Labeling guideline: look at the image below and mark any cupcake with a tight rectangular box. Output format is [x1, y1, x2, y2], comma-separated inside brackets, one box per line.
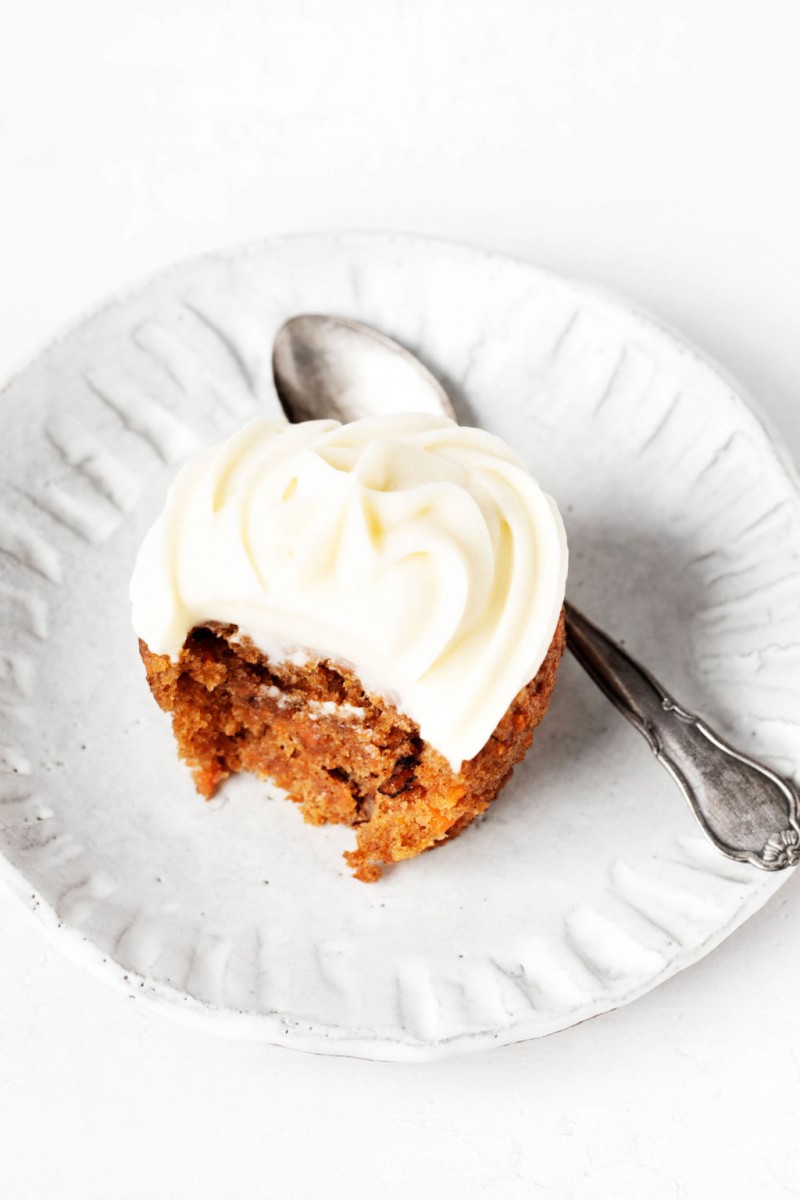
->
[131, 413, 568, 880]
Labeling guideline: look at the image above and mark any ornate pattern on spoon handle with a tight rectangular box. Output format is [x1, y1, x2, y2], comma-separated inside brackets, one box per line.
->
[564, 602, 800, 871]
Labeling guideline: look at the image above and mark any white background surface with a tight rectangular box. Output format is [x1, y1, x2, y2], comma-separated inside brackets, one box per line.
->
[2, 2, 800, 1198]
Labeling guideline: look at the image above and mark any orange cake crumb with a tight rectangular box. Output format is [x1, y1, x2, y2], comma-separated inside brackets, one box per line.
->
[140, 609, 566, 881]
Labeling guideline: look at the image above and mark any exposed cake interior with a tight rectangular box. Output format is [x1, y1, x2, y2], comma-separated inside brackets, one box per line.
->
[140, 610, 565, 881]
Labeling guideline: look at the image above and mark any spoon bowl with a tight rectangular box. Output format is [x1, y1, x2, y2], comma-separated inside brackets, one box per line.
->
[272, 314, 455, 425]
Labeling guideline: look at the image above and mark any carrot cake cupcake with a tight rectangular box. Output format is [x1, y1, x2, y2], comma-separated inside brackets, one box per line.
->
[130, 413, 568, 880]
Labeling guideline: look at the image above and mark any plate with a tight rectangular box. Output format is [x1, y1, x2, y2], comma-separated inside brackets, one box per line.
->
[2, 232, 799, 1060]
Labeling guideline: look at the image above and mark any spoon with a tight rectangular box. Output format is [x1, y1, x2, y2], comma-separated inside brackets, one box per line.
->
[273, 313, 800, 871]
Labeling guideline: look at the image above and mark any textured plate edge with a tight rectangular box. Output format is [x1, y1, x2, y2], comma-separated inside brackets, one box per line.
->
[0, 836, 787, 1061]
[4, 227, 799, 505]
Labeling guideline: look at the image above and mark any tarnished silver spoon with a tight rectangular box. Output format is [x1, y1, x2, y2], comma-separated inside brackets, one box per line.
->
[273, 314, 800, 871]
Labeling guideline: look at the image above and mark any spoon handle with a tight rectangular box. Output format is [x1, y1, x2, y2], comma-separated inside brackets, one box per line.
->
[563, 601, 800, 870]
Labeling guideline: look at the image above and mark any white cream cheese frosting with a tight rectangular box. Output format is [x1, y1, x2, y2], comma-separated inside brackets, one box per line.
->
[130, 413, 568, 769]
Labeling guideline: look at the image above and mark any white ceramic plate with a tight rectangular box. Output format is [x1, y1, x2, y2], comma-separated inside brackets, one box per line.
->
[2, 233, 799, 1060]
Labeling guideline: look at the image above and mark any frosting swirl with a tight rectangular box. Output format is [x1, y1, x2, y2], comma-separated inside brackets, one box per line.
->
[131, 413, 568, 768]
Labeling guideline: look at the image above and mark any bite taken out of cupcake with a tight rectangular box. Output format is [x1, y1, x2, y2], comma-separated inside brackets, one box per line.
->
[131, 412, 568, 880]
